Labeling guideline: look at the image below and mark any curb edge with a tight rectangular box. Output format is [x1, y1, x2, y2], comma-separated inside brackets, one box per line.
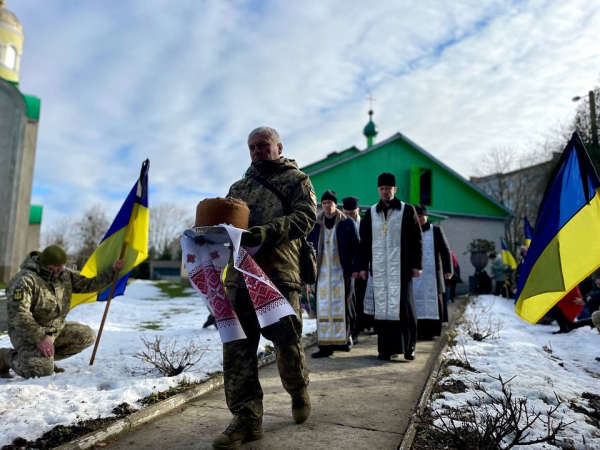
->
[54, 335, 318, 450]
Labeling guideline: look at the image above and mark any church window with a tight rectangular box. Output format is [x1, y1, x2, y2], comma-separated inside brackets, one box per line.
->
[410, 165, 433, 206]
[420, 169, 432, 206]
[5, 45, 17, 70]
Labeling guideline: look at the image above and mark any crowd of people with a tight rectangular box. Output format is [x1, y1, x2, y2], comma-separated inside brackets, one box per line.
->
[6, 125, 598, 450]
[0, 126, 459, 450]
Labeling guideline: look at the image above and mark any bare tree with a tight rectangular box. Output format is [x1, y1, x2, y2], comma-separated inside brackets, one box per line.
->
[41, 216, 76, 254]
[472, 145, 517, 179]
[74, 205, 110, 268]
[149, 203, 193, 260]
[470, 146, 555, 252]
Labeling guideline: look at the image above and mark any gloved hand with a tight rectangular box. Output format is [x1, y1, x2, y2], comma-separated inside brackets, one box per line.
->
[241, 226, 267, 247]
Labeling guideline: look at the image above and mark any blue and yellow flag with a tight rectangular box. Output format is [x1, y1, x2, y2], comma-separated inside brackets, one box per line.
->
[71, 160, 150, 308]
[523, 217, 533, 247]
[501, 238, 517, 269]
[515, 133, 600, 323]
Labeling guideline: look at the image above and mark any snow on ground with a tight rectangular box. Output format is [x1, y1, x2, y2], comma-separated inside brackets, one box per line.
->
[434, 295, 600, 450]
[0, 281, 317, 447]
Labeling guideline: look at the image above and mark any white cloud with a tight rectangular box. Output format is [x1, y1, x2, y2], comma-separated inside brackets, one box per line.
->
[9, 0, 600, 230]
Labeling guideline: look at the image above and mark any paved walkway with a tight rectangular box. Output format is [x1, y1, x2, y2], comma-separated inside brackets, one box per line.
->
[104, 301, 461, 450]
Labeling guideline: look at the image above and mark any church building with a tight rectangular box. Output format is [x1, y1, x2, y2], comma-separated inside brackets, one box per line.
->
[302, 109, 514, 287]
[0, 0, 43, 283]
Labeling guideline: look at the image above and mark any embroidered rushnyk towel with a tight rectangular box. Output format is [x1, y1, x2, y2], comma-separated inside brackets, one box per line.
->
[180, 224, 295, 343]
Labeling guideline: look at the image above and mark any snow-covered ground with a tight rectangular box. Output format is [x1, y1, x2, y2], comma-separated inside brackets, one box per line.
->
[0, 281, 317, 447]
[433, 295, 600, 450]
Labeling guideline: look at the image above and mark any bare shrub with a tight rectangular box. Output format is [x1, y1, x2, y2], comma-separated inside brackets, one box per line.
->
[447, 337, 476, 372]
[132, 335, 208, 377]
[424, 375, 571, 450]
[462, 301, 503, 341]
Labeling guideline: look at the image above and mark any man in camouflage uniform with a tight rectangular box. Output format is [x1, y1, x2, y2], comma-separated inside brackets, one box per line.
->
[0, 245, 125, 379]
[212, 126, 317, 449]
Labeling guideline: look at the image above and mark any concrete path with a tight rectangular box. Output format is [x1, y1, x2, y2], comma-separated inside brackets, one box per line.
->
[104, 303, 458, 450]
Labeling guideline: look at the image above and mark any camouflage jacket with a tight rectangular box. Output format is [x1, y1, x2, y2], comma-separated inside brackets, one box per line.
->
[226, 157, 317, 290]
[6, 252, 116, 348]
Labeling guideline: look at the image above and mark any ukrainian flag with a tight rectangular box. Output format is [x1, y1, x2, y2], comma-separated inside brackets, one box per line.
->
[524, 217, 533, 247]
[515, 133, 600, 323]
[71, 160, 150, 308]
[501, 238, 517, 269]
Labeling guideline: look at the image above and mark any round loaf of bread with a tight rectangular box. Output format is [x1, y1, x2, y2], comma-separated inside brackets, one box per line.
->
[195, 197, 250, 229]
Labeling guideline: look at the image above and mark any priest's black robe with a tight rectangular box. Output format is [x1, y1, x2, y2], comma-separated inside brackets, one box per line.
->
[359, 199, 423, 358]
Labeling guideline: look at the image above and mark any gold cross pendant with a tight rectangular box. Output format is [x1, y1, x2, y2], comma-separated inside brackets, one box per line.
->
[382, 225, 388, 236]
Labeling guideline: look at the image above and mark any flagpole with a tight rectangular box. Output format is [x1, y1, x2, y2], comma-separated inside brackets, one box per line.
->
[89, 159, 148, 366]
[89, 241, 129, 365]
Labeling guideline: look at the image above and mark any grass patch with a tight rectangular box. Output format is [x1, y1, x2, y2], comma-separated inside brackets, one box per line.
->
[2, 417, 119, 450]
[140, 322, 163, 330]
[155, 281, 194, 299]
[0, 282, 6, 290]
[139, 377, 199, 405]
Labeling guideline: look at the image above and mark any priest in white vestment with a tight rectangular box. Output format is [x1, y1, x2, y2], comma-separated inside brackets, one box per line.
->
[412, 205, 453, 340]
[359, 173, 423, 361]
[308, 190, 360, 358]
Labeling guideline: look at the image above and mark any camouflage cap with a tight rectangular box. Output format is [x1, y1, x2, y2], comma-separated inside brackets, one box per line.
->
[40, 245, 67, 266]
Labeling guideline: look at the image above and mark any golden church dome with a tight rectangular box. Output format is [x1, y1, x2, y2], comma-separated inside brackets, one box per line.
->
[0, 0, 23, 34]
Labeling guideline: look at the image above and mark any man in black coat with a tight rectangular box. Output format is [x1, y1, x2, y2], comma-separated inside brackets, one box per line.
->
[307, 190, 360, 358]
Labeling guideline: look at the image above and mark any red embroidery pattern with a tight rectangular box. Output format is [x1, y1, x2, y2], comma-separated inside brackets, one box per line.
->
[186, 254, 196, 264]
[237, 249, 285, 311]
[210, 251, 220, 260]
[189, 261, 236, 323]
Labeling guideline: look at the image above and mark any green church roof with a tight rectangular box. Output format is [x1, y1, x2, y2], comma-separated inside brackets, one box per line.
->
[22, 94, 41, 121]
[363, 120, 379, 137]
[302, 146, 361, 174]
[363, 110, 379, 138]
[302, 132, 513, 220]
[29, 204, 43, 224]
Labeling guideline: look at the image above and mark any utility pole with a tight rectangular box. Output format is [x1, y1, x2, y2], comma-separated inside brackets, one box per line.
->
[589, 90, 598, 147]
[573, 90, 599, 171]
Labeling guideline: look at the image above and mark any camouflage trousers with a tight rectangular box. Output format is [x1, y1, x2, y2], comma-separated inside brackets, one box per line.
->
[4, 321, 95, 379]
[223, 286, 308, 426]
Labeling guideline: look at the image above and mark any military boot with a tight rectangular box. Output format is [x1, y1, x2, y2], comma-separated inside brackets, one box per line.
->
[0, 348, 12, 378]
[291, 387, 311, 424]
[212, 416, 263, 450]
[54, 365, 65, 373]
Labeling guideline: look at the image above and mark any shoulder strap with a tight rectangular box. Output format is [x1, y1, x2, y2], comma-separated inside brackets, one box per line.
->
[250, 174, 310, 246]
[250, 175, 290, 214]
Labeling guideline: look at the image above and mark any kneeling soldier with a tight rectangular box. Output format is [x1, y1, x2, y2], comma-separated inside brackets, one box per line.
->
[0, 245, 124, 379]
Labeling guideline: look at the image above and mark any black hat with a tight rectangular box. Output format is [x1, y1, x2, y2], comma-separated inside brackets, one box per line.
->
[415, 204, 428, 216]
[321, 190, 337, 203]
[342, 196, 359, 210]
[377, 172, 396, 187]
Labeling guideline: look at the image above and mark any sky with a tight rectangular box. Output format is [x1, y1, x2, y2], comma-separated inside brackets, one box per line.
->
[8, 0, 600, 229]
